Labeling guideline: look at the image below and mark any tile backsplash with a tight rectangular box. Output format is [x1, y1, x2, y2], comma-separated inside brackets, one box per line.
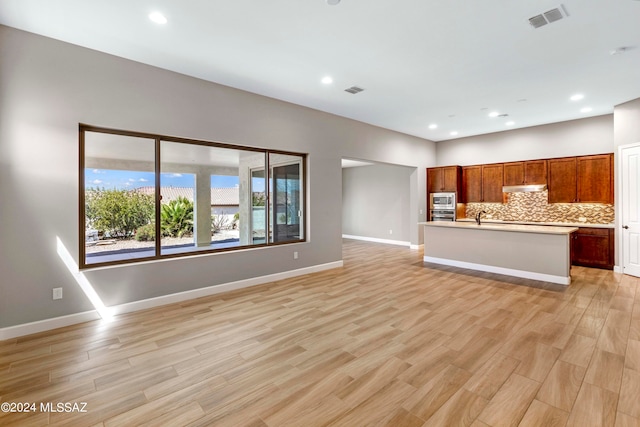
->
[465, 190, 614, 224]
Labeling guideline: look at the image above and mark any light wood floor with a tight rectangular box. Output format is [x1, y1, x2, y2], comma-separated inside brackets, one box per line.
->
[1, 239, 639, 426]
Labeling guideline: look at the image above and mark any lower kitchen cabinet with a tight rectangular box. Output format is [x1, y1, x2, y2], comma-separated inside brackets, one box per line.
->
[571, 227, 614, 270]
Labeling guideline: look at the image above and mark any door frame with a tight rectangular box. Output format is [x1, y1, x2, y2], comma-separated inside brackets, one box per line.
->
[617, 141, 640, 276]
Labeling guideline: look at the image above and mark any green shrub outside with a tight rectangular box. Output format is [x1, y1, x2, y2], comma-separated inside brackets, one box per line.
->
[87, 190, 197, 240]
[85, 188, 154, 239]
[160, 196, 194, 238]
[135, 223, 156, 241]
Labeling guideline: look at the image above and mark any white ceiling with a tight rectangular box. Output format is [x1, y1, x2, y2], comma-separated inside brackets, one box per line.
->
[1, 0, 639, 142]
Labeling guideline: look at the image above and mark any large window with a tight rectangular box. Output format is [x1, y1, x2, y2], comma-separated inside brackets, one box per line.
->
[80, 125, 306, 268]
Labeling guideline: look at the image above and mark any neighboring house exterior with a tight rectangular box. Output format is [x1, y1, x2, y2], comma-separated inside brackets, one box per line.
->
[136, 186, 240, 221]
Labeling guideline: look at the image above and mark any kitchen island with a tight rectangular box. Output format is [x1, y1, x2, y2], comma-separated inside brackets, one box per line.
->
[420, 221, 578, 285]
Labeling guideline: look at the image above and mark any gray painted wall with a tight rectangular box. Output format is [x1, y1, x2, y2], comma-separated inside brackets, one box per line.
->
[613, 97, 640, 268]
[614, 98, 640, 149]
[436, 115, 614, 166]
[342, 164, 415, 242]
[0, 25, 436, 328]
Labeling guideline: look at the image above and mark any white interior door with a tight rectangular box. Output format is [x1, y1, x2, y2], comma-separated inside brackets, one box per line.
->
[621, 143, 640, 277]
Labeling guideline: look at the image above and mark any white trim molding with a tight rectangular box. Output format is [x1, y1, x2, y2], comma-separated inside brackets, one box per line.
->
[0, 311, 102, 342]
[0, 261, 343, 341]
[342, 234, 411, 247]
[424, 255, 571, 286]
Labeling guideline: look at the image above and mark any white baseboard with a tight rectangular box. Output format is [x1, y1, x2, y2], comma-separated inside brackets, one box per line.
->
[614, 265, 623, 274]
[0, 261, 343, 341]
[423, 255, 571, 286]
[0, 311, 101, 341]
[410, 244, 423, 250]
[342, 234, 411, 247]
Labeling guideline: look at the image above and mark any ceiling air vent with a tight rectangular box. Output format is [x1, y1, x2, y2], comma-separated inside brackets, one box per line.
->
[345, 86, 364, 94]
[529, 14, 548, 29]
[528, 4, 569, 29]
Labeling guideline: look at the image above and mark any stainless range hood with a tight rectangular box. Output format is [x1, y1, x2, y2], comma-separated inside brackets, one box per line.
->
[502, 184, 547, 193]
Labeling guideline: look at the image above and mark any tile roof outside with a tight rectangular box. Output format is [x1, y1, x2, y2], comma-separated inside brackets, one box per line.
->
[135, 187, 239, 206]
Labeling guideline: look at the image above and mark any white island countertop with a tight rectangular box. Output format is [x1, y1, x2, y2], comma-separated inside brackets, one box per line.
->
[455, 218, 613, 229]
[419, 221, 578, 235]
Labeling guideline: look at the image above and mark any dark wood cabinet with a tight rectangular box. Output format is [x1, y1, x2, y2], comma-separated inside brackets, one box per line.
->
[461, 164, 503, 203]
[462, 166, 482, 202]
[503, 162, 524, 186]
[503, 160, 547, 186]
[458, 153, 612, 207]
[571, 227, 614, 270]
[548, 154, 613, 204]
[427, 168, 442, 194]
[548, 157, 578, 203]
[442, 166, 460, 193]
[577, 154, 613, 204]
[427, 166, 461, 194]
[482, 164, 504, 203]
[526, 160, 547, 185]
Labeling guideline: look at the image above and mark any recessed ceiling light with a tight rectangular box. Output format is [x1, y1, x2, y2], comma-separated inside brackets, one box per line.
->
[428, 124, 438, 129]
[450, 131, 458, 136]
[488, 111, 500, 118]
[570, 94, 584, 101]
[580, 107, 592, 113]
[321, 76, 333, 85]
[506, 121, 515, 126]
[149, 11, 167, 24]
[517, 99, 528, 103]
[327, 0, 341, 4]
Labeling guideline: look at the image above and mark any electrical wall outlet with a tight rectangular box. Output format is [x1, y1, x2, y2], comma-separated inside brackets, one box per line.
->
[293, 251, 299, 260]
[53, 287, 63, 300]
[389, 229, 393, 235]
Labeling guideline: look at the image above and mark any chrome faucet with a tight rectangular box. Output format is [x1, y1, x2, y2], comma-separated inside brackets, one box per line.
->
[475, 210, 487, 225]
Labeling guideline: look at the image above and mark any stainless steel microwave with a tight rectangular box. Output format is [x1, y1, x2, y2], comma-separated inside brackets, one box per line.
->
[430, 192, 456, 210]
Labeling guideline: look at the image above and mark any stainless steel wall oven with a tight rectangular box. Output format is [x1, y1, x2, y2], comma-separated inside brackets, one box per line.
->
[429, 192, 456, 221]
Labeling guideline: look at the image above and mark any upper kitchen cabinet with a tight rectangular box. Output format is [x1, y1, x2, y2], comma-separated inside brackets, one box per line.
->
[462, 164, 503, 203]
[462, 166, 482, 202]
[503, 160, 547, 186]
[577, 154, 613, 204]
[427, 166, 461, 194]
[482, 164, 504, 203]
[548, 157, 577, 203]
[548, 154, 613, 204]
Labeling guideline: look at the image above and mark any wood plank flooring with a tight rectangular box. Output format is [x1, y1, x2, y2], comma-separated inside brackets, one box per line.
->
[1, 239, 639, 426]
